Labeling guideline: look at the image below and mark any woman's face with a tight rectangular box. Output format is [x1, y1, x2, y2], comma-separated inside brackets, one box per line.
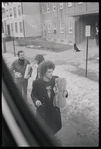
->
[44, 69, 54, 80]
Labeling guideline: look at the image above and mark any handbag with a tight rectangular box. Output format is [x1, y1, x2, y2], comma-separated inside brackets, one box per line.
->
[53, 78, 67, 108]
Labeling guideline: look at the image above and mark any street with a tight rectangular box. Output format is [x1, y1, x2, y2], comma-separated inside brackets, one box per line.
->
[2, 40, 99, 147]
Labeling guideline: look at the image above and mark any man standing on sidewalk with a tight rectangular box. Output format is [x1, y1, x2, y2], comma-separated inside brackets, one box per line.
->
[10, 50, 32, 99]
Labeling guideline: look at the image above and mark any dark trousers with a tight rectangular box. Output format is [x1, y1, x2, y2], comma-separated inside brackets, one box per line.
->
[15, 79, 28, 99]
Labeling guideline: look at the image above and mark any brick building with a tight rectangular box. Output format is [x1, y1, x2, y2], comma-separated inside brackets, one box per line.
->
[2, 2, 99, 45]
[40, 2, 99, 45]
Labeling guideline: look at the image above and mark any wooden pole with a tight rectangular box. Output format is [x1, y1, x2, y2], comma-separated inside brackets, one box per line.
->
[13, 36, 16, 56]
[85, 36, 88, 77]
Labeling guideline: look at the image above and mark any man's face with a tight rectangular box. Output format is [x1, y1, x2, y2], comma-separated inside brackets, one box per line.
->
[44, 69, 54, 80]
[18, 52, 25, 60]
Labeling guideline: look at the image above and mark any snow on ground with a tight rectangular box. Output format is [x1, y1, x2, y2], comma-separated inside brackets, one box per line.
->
[2, 42, 99, 146]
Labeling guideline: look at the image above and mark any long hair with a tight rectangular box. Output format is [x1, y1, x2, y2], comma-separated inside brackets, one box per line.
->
[38, 60, 55, 77]
[34, 54, 45, 65]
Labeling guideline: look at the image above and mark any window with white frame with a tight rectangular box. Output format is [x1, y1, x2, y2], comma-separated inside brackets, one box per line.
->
[69, 21, 72, 33]
[48, 23, 51, 33]
[42, 5, 44, 14]
[18, 5, 21, 16]
[68, 2, 72, 7]
[13, 7, 16, 18]
[60, 3, 63, 9]
[9, 8, 12, 17]
[53, 3, 56, 11]
[53, 22, 56, 34]
[19, 22, 23, 33]
[78, 2, 83, 4]
[47, 3, 50, 13]
[11, 23, 13, 32]
[15, 23, 18, 33]
[60, 22, 64, 33]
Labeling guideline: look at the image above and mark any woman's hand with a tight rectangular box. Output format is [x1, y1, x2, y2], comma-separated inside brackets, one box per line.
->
[63, 90, 68, 98]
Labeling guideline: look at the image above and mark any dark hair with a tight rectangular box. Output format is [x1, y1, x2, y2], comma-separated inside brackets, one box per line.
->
[38, 60, 55, 77]
[17, 50, 24, 56]
[34, 54, 45, 65]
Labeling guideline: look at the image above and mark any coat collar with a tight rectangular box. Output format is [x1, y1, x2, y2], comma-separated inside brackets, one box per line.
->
[18, 59, 26, 66]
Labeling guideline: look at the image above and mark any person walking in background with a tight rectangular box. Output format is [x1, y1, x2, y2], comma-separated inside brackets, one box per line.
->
[31, 54, 45, 80]
[10, 50, 32, 99]
[31, 60, 68, 138]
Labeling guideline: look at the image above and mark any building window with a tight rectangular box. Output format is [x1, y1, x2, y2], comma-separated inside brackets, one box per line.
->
[15, 23, 18, 33]
[68, 3, 72, 7]
[13, 7, 16, 18]
[42, 5, 44, 14]
[53, 3, 56, 11]
[48, 23, 51, 33]
[78, 2, 83, 4]
[9, 8, 12, 17]
[11, 23, 13, 32]
[53, 22, 57, 34]
[19, 22, 23, 33]
[47, 3, 50, 13]
[69, 21, 72, 33]
[60, 3, 63, 9]
[60, 22, 64, 33]
[18, 5, 21, 16]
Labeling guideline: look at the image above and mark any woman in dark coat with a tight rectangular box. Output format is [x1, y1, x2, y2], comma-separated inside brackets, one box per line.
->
[31, 60, 62, 135]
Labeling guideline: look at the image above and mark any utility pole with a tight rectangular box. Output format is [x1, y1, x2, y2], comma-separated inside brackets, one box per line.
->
[85, 36, 88, 77]
[13, 34, 16, 56]
[2, 34, 6, 53]
[85, 25, 90, 77]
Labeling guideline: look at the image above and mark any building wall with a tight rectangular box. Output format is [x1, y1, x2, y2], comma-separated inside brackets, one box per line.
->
[3, 2, 42, 38]
[41, 3, 75, 45]
[3, 2, 99, 45]
[74, 2, 86, 14]
[22, 2, 41, 37]
[3, 2, 23, 37]
[2, 8, 6, 34]
[86, 2, 99, 13]
[40, 2, 99, 45]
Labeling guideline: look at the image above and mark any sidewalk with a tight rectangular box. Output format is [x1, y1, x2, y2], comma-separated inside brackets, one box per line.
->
[2, 52, 99, 146]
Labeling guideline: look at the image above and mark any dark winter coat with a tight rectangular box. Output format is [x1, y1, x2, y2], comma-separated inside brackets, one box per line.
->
[31, 76, 62, 134]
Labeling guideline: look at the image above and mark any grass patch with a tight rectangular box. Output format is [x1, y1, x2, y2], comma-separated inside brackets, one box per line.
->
[16, 37, 73, 52]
